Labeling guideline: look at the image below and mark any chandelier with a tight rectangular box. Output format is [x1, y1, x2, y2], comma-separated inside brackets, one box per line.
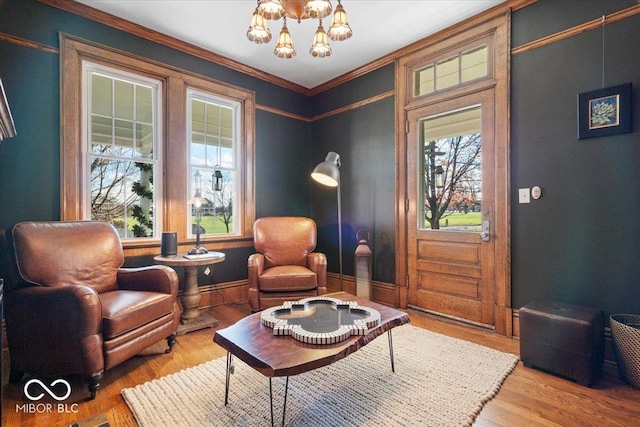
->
[246, 0, 353, 58]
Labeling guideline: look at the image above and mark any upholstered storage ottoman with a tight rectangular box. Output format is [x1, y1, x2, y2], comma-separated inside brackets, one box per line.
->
[520, 300, 604, 386]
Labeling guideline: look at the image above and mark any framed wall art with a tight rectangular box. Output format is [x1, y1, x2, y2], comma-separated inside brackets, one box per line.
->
[577, 82, 632, 139]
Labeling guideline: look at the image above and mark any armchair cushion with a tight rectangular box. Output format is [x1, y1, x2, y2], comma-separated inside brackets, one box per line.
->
[258, 265, 318, 292]
[100, 290, 175, 339]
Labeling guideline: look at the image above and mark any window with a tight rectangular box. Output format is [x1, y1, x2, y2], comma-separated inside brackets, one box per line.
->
[61, 35, 255, 253]
[83, 63, 162, 239]
[187, 90, 240, 237]
[414, 44, 488, 97]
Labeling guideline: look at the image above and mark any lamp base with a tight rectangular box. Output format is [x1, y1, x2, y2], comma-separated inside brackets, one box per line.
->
[188, 246, 209, 255]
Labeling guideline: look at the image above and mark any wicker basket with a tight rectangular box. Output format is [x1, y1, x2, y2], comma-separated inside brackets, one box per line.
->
[610, 314, 640, 389]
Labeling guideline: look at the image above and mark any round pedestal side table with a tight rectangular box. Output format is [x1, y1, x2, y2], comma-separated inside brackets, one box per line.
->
[154, 252, 225, 335]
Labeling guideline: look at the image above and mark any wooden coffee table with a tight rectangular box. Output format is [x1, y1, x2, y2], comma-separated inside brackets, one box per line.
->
[213, 291, 410, 426]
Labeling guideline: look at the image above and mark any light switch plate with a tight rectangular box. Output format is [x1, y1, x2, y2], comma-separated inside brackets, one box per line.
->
[519, 188, 530, 203]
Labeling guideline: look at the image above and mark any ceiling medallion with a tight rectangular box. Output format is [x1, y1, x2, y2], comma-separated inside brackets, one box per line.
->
[246, 0, 353, 58]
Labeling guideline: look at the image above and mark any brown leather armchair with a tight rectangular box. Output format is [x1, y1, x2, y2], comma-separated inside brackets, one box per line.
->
[248, 217, 327, 311]
[1, 221, 180, 399]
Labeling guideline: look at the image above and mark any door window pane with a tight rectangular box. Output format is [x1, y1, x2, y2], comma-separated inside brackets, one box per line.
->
[419, 106, 482, 231]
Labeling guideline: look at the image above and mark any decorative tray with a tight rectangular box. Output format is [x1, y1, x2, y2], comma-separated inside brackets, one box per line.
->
[260, 296, 381, 344]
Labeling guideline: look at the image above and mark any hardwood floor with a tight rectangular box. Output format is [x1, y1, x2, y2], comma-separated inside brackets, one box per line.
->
[2, 302, 639, 426]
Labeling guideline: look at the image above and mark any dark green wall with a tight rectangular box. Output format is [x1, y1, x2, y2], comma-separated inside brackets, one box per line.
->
[0, 0, 310, 282]
[1, 0, 639, 319]
[310, 87, 396, 277]
[511, 0, 640, 316]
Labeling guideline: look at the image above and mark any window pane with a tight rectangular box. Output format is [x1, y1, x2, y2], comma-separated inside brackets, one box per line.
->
[192, 100, 205, 133]
[220, 143, 234, 169]
[114, 79, 134, 120]
[419, 106, 482, 231]
[91, 115, 112, 150]
[191, 133, 206, 166]
[114, 119, 134, 155]
[136, 123, 153, 158]
[435, 56, 459, 90]
[136, 85, 153, 123]
[205, 103, 221, 135]
[91, 74, 112, 116]
[414, 65, 435, 97]
[191, 167, 235, 236]
[206, 135, 220, 165]
[90, 158, 155, 239]
[461, 45, 488, 82]
[220, 106, 234, 139]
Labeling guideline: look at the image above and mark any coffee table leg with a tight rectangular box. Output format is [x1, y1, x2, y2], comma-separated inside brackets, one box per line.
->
[224, 352, 234, 405]
[282, 376, 289, 427]
[269, 376, 289, 427]
[388, 330, 396, 373]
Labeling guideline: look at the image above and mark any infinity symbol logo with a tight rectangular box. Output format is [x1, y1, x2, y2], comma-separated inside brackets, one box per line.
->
[24, 379, 72, 401]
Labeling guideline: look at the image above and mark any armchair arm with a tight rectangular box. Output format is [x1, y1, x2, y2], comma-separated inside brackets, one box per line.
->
[4, 285, 104, 377]
[248, 253, 265, 288]
[5, 285, 102, 337]
[117, 266, 178, 296]
[307, 252, 327, 288]
[248, 253, 265, 311]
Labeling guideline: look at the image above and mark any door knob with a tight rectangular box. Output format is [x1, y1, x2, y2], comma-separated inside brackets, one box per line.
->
[480, 220, 490, 242]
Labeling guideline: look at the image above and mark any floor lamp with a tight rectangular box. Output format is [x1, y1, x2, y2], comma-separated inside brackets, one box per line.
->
[311, 152, 343, 291]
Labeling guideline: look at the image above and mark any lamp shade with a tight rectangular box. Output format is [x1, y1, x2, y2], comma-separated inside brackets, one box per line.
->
[309, 22, 332, 58]
[274, 19, 296, 58]
[311, 151, 340, 187]
[247, 9, 272, 44]
[328, 1, 352, 41]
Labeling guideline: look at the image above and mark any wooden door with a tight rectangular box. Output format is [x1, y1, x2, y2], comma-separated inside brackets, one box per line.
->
[406, 89, 497, 328]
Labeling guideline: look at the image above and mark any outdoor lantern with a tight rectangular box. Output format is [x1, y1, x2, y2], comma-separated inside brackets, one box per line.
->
[435, 165, 445, 189]
[213, 169, 223, 191]
[354, 229, 372, 299]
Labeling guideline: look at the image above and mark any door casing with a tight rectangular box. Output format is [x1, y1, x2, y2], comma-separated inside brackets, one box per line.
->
[395, 11, 511, 335]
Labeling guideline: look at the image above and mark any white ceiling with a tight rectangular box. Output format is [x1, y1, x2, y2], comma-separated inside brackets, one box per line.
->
[75, 0, 506, 89]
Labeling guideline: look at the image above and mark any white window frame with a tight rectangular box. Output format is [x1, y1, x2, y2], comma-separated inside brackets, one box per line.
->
[82, 61, 163, 240]
[186, 88, 241, 238]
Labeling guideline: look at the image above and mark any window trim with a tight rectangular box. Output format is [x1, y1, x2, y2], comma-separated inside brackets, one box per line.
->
[61, 34, 255, 254]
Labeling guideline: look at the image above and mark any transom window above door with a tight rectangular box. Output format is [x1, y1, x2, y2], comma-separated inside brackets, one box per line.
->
[412, 43, 490, 98]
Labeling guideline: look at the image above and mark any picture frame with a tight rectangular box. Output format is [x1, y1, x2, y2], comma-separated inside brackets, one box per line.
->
[577, 82, 632, 139]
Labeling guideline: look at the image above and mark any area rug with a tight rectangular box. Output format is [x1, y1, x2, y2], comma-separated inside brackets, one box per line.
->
[122, 324, 518, 427]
